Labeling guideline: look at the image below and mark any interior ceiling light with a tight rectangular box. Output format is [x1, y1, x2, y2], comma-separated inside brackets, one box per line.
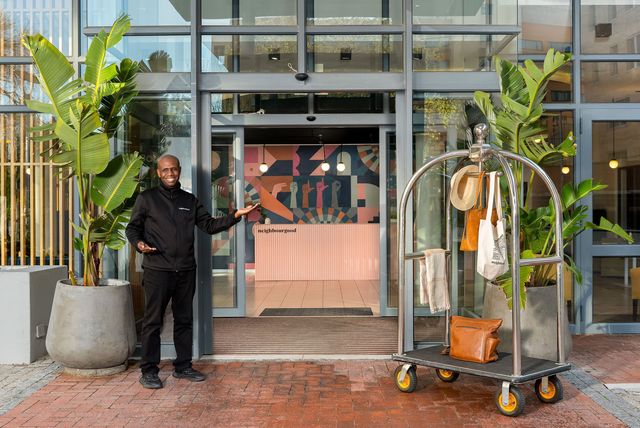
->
[609, 120, 618, 169]
[319, 134, 330, 172]
[336, 143, 346, 172]
[259, 144, 269, 173]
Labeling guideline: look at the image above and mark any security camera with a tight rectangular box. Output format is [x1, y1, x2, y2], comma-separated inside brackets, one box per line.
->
[306, 115, 316, 122]
[295, 72, 309, 81]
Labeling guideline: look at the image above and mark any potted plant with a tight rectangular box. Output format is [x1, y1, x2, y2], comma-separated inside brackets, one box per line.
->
[23, 15, 142, 375]
[473, 49, 633, 360]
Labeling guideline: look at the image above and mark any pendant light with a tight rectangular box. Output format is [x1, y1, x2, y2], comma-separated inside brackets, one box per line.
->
[561, 166, 570, 175]
[259, 143, 269, 173]
[609, 121, 618, 169]
[319, 134, 330, 172]
[336, 143, 346, 172]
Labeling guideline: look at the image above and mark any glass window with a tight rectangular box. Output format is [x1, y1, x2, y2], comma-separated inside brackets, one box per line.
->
[212, 93, 234, 113]
[592, 120, 640, 245]
[593, 256, 639, 323]
[314, 93, 384, 113]
[239, 93, 308, 114]
[211, 134, 237, 309]
[581, 62, 640, 103]
[202, 35, 298, 73]
[519, 0, 572, 54]
[413, 35, 517, 71]
[307, 0, 402, 25]
[581, 1, 640, 54]
[0, 0, 72, 56]
[519, 61, 573, 102]
[0, 65, 48, 105]
[413, 0, 517, 25]
[83, 0, 190, 26]
[202, 0, 296, 25]
[412, 93, 489, 320]
[90, 36, 191, 72]
[116, 94, 192, 190]
[306, 35, 403, 72]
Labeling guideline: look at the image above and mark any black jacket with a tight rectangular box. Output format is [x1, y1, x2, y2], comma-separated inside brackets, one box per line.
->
[125, 182, 241, 271]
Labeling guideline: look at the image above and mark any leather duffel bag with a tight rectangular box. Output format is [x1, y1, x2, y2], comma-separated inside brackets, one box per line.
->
[449, 316, 502, 363]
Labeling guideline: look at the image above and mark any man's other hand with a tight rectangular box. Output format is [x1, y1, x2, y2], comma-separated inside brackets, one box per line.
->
[137, 241, 158, 253]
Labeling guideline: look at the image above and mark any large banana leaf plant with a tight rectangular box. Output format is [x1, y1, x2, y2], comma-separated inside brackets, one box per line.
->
[23, 15, 142, 286]
[474, 49, 633, 309]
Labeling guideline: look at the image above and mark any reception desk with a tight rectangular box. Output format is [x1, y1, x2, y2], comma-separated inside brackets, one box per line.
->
[254, 224, 380, 281]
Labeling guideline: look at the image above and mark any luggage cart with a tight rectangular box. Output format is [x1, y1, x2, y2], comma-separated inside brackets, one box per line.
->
[392, 124, 571, 417]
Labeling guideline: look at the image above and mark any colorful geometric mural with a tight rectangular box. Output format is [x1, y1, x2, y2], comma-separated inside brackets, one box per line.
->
[244, 145, 380, 225]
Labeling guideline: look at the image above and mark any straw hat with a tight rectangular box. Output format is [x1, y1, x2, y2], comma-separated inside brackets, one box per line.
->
[450, 165, 481, 211]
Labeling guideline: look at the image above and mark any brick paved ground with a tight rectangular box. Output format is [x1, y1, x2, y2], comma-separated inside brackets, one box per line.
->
[0, 356, 630, 427]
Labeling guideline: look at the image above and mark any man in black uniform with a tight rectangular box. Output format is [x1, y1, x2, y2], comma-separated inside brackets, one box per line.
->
[126, 154, 259, 389]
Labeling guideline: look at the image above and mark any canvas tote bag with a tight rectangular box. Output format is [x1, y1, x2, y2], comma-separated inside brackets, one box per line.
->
[476, 171, 508, 280]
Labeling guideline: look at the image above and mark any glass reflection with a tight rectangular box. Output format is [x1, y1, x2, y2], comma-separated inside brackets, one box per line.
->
[239, 93, 308, 114]
[519, 0, 572, 54]
[593, 257, 640, 323]
[413, 0, 517, 25]
[84, 0, 190, 26]
[592, 121, 640, 245]
[202, 0, 296, 25]
[0, 0, 72, 55]
[0, 65, 47, 105]
[307, 0, 402, 25]
[91, 35, 191, 72]
[581, 1, 640, 54]
[413, 35, 517, 71]
[202, 35, 297, 73]
[307, 35, 403, 73]
[581, 62, 640, 103]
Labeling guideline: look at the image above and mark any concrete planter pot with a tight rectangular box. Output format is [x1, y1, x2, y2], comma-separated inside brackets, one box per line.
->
[483, 282, 572, 361]
[46, 279, 136, 376]
[0, 266, 66, 364]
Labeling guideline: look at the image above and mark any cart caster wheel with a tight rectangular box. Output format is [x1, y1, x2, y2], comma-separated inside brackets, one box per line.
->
[495, 385, 525, 417]
[394, 365, 417, 393]
[435, 368, 459, 383]
[535, 376, 563, 404]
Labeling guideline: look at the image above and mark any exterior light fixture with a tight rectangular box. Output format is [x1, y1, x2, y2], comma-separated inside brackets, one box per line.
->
[259, 144, 269, 173]
[336, 143, 346, 172]
[609, 121, 618, 169]
[319, 134, 330, 172]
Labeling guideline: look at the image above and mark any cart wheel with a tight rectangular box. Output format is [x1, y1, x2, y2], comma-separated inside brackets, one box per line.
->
[534, 376, 563, 404]
[394, 365, 417, 393]
[435, 368, 459, 383]
[495, 385, 525, 417]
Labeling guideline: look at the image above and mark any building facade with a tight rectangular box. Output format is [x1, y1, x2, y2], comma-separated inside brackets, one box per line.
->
[1, 0, 640, 356]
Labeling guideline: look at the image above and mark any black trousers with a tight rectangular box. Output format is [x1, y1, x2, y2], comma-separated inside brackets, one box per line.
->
[140, 268, 196, 374]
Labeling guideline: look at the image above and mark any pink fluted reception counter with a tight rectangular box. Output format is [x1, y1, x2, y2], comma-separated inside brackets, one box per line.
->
[254, 224, 380, 281]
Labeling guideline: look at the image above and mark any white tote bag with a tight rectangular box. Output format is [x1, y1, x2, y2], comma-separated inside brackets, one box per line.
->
[477, 171, 508, 280]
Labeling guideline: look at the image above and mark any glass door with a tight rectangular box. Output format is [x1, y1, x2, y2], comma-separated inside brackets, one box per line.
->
[381, 126, 397, 315]
[581, 110, 640, 333]
[211, 128, 245, 317]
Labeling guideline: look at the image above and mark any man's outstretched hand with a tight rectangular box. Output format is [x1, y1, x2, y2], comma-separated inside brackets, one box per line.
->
[235, 203, 261, 218]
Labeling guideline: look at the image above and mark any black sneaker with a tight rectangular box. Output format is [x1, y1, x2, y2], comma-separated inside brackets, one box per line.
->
[139, 372, 163, 389]
[173, 367, 206, 382]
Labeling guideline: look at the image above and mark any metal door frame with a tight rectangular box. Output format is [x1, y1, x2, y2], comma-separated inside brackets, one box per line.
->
[210, 127, 246, 318]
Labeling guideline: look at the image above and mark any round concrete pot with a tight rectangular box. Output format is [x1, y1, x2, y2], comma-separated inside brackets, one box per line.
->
[482, 282, 572, 361]
[46, 279, 136, 376]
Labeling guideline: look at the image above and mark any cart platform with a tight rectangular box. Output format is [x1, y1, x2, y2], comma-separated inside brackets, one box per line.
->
[393, 346, 571, 384]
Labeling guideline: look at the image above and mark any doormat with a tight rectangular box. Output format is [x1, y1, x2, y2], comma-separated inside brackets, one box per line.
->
[260, 307, 373, 317]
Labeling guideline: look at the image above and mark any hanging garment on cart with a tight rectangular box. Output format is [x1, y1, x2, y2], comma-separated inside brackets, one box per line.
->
[419, 248, 450, 313]
[477, 172, 508, 280]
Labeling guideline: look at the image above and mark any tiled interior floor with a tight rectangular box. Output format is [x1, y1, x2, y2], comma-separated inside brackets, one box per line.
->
[212, 270, 380, 317]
